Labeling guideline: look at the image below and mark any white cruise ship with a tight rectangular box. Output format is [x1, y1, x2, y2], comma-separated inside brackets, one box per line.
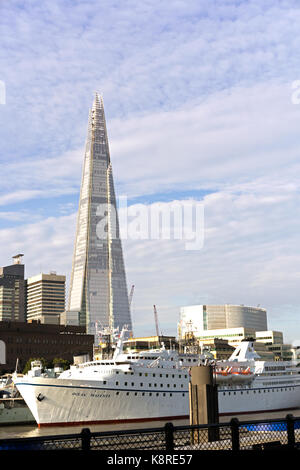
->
[13, 332, 300, 427]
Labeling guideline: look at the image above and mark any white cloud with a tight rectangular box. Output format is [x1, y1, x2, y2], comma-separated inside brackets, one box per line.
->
[2, 81, 300, 207]
[1, 183, 300, 343]
[1, 0, 300, 345]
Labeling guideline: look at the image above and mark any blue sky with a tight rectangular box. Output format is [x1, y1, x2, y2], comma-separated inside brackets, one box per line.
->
[1, 0, 300, 342]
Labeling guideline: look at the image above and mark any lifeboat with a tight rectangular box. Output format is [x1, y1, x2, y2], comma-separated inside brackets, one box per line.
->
[230, 367, 254, 383]
[214, 367, 232, 383]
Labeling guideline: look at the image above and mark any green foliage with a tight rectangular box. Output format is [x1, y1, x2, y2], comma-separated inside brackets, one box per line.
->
[22, 357, 71, 374]
[22, 357, 48, 375]
[52, 358, 71, 370]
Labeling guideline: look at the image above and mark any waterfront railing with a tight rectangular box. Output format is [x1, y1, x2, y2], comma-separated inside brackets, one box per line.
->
[0, 414, 299, 451]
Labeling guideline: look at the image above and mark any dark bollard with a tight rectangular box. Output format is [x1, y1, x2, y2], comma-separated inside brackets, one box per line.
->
[81, 428, 91, 451]
[286, 414, 295, 448]
[165, 422, 174, 452]
[230, 417, 240, 451]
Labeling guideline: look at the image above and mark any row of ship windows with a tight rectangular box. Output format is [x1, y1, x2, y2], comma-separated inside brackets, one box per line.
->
[86, 369, 188, 379]
[100, 380, 185, 388]
[126, 356, 199, 363]
[115, 392, 186, 397]
[222, 387, 295, 396]
[117, 371, 188, 379]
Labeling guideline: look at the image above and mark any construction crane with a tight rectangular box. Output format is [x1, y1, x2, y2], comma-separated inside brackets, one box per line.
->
[153, 305, 160, 338]
[129, 285, 135, 307]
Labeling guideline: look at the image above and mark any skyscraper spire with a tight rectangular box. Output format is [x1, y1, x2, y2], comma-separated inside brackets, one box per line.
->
[67, 94, 132, 339]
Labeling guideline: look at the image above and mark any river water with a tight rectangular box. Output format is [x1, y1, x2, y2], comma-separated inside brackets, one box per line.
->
[1, 408, 300, 440]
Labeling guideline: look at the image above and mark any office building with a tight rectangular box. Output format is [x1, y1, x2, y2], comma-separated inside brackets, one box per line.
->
[0, 254, 25, 322]
[178, 304, 267, 339]
[26, 272, 65, 324]
[0, 321, 93, 373]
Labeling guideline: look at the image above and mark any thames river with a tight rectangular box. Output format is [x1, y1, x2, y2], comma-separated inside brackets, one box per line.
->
[1, 408, 300, 440]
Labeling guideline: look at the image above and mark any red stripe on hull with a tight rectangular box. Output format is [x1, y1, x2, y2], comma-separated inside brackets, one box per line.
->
[38, 415, 189, 428]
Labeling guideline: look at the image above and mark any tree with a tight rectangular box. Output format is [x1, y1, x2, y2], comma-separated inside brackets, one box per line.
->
[52, 358, 71, 370]
[22, 357, 48, 375]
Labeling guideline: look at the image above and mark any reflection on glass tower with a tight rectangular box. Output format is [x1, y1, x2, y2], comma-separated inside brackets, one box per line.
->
[68, 94, 132, 338]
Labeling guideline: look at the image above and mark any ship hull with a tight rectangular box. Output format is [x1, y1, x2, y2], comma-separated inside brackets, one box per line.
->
[14, 377, 300, 427]
[0, 400, 35, 426]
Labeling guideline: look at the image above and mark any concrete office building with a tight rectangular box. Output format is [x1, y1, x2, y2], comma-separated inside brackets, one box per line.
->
[255, 330, 295, 361]
[65, 94, 132, 338]
[26, 272, 65, 324]
[0, 255, 26, 322]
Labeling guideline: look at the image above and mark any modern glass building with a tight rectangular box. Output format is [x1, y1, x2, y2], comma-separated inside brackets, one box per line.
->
[178, 304, 268, 339]
[66, 94, 132, 338]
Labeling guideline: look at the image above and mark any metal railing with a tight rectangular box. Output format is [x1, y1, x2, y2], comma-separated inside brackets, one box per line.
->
[0, 414, 299, 451]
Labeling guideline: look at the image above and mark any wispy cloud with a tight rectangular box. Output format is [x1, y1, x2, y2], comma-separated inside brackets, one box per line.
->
[1, 0, 300, 341]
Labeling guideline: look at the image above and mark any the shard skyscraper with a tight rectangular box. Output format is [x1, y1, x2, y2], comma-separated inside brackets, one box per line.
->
[67, 94, 132, 338]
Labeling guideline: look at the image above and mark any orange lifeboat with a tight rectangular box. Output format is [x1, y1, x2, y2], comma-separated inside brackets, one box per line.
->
[231, 367, 254, 383]
[215, 367, 232, 383]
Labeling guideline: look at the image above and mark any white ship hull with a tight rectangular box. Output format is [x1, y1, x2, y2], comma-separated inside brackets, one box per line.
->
[14, 376, 300, 427]
[15, 377, 189, 426]
[13, 337, 300, 427]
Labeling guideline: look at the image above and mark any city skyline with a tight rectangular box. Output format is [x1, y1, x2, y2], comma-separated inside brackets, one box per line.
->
[1, 1, 300, 343]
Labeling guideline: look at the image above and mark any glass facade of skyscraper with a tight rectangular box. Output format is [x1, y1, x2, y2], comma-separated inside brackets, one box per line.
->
[68, 94, 132, 338]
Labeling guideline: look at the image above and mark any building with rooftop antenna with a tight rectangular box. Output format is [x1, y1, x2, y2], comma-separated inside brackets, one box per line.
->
[63, 94, 132, 339]
[0, 255, 25, 322]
